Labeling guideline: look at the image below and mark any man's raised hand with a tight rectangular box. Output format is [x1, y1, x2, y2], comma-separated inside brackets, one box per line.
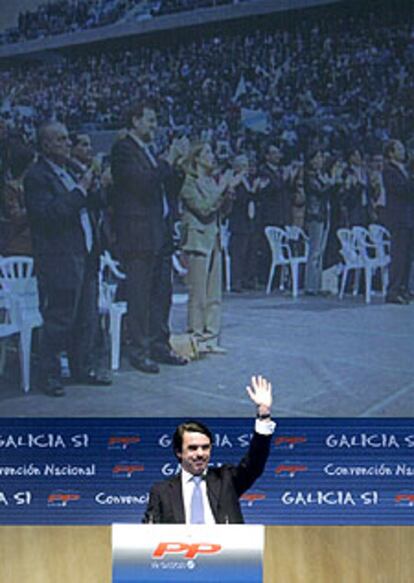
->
[246, 375, 272, 417]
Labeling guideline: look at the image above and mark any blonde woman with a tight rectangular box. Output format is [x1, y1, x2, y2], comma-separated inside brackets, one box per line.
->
[180, 142, 240, 354]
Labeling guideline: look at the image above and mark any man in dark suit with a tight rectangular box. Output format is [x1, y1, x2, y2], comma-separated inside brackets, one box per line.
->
[24, 121, 109, 396]
[111, 100, 188, 373]
[228, 155, 260, 293]
[258, 144, 292, 284]
[383, 140, 414, 305]
[259, 144, 292, 229]
[143, 375, 275, 524]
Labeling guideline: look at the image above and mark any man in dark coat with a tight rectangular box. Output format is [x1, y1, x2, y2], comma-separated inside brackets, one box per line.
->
[228, 155, 259, 292]
[383, 140, 414, 304]
[110, 100, 187, 373]
[24, 121, 108, 396]
[143, 375, 275, 524]
[257, 144, 292, 284]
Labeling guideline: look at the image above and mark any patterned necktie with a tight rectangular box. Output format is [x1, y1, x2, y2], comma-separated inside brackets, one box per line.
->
[190, 476, 205, 524]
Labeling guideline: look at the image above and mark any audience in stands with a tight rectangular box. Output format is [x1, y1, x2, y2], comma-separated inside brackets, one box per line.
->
[1, 0, 243, 45]
[0, 0, 412, 159]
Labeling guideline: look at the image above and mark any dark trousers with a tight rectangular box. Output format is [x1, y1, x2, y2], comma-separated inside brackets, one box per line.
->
[258, 222, 285, 286]
[387, 226, 413, 297]
[38, 254, 99, 380]
[230, 230, 257, 289]
[124, 250, 172, 359]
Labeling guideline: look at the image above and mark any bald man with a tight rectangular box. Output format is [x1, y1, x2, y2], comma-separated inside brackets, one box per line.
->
[24, 121, 109, 396]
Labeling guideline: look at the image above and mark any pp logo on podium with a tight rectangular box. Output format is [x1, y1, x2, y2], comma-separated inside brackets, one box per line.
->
[152, 542, 222, 559]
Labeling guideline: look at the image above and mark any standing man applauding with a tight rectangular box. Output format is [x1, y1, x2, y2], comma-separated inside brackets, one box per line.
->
[111, 100, 188, 373]
[24, 122, 108, 396]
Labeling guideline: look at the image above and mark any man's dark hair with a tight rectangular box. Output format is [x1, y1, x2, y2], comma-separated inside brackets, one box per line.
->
[383, 139, 400, 160]
[70, 132, 88, 148]
[173, 420, 213, 458]
[265, 142, 283, 155]
[125, 98, 157, 129]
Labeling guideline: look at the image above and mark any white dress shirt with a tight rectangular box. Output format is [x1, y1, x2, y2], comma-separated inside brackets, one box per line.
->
[128, 132, 169, 217]
[181, 468, 216, 525]
[180, 417, 275, 523]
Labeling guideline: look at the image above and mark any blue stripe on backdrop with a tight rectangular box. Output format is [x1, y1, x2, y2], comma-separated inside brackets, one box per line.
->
[0, 418, 413, 525]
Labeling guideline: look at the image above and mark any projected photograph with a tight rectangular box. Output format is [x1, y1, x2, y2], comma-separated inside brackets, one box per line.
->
[0, 0, 413, 417]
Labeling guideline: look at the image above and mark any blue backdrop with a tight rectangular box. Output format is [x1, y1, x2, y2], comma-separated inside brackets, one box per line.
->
[0, 418, 413, 524]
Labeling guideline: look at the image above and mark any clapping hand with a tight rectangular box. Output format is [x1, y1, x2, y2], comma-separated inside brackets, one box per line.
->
[218, 168, 234, 194]
[79, 166, 95, 192]
[246, 375, 272, 417]
[229, 170, 246, 190]
[169, 136, 190, 166]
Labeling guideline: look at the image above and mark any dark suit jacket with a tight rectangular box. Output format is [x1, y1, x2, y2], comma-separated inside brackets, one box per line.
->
[383, 161, 414, 229]
[24, 156, 94, 289]
[143, 431, 271, 524]
[259, 164, 292, 227]
[111, 135, 177, 256]
[304, 170, 330, 224]
[228, 181, 256, 235]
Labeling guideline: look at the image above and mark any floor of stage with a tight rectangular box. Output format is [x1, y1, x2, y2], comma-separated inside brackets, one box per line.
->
[1, 287, 413, 417]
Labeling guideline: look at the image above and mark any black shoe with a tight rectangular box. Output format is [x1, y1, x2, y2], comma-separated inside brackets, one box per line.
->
[385, 295, 409, 305]
[400, 292, 413, 303]
[44, 377, 65, 397]
[130, 355, 160, 374]
[152, 348, 188, 366]
[75, 368, 113, 386]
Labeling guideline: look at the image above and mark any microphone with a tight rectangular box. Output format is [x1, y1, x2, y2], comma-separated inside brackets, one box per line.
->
[142, 510, 156, 524]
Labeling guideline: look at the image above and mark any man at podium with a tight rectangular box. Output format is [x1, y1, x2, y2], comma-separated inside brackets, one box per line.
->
[143, 375, 275, 524]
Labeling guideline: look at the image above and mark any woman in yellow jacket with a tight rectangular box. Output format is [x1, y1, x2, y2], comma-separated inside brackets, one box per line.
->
[180, 142, 240, 354]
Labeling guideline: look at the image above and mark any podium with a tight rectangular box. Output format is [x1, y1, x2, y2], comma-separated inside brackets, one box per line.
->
[112, 524, 264, 582]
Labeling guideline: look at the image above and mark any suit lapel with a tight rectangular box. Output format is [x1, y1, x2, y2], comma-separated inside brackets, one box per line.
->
[169, 475, 185, 523]
[127, 134, 155, 170]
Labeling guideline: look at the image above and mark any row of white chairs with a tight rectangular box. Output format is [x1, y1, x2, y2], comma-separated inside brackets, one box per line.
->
[337, 224, 391, 304]
[260, 224, 391, 302]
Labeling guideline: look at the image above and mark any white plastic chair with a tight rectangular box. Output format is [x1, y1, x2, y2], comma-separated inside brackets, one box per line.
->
[265, 226, 308, 298]
[337, 228, 364, 301]
[220, 220, 232, 292]
[368, 223, 391, 270]
[99, 251, 127, 372]
[352, 226, 390, 301]
[0, 286, 18, 377]
[0, 256, 43, 392]
[285, 225, 310, 288]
